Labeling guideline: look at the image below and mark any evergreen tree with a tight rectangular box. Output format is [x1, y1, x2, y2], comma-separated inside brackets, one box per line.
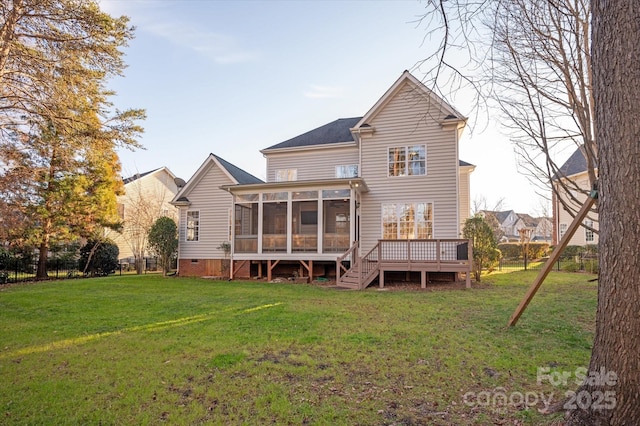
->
[148, 217, 178, 276]
[462, 215, 500, 282]
[0, 1, 144, 278]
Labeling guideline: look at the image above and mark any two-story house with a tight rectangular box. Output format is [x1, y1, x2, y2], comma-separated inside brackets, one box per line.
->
[552, 146, 599, 246]
[109, 167, 180, 270]
[171, 71, 474, 288]
[481, 210, 552, 243]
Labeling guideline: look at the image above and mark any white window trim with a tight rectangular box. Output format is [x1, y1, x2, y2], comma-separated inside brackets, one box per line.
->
[335, 164, 359, 179]
[387, 145, 427, 177]
[584, 219, 594, 242]
[381, 201, 434, 239]
[559, 223, 568, 240]
[186, 210, 200, 242]
[275, 169, 298, 182]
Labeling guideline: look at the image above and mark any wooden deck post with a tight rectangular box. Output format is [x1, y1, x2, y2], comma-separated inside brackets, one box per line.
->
[508, 194, 597, 326]
[421, 271, 427, 288]
[267, 260, 280, 282]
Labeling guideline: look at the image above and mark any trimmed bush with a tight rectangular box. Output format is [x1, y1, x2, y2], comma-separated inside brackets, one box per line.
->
[79, 239, 119, 277]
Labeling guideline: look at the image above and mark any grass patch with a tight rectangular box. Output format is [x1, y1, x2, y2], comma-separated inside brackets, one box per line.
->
[0, 271, 595, 424]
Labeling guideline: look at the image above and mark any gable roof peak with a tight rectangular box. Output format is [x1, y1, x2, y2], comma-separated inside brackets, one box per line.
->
[352, 70, 466, 131]
[171, 153, 263, 205]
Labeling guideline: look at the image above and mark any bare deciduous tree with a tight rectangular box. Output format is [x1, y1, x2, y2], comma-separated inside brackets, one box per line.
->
[419, 1, 639, 423]
[107, 173, 177, 274]
[416, 0, 597, 224]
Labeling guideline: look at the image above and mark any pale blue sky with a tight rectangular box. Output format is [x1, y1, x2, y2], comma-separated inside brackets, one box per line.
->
[100, 0, 550, 215]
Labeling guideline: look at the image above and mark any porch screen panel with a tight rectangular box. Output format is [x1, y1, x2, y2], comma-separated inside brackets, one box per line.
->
[322, 194, 350, 253]
[234, 202, 258, 253]
[292, 200, 318, 252]
[263, 202, 287, 252]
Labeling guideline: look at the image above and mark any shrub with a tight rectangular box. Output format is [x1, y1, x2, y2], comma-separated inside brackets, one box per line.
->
[584, 259, 599, 274]
[0, 248, 9, 271]
[562, 262, 582, 272]
[497, 242, 550, 260]
[463, 216, 500, 282]
[79, 239, 119, 277]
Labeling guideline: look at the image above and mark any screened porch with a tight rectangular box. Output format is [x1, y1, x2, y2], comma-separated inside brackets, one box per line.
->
[231, 185, 362, 257]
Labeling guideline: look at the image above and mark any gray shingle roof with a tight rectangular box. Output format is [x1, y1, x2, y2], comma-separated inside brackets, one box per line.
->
[494, 210, 513, 224]
[212, 154, 263, 184]
[123, 168, 160, 185]
[554, 146, 587, 179]
[459, 160, 474, 167]
[264, 117, 362, 150]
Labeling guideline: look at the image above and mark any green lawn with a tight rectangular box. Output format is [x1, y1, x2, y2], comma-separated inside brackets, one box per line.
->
[0, 271, 596, 425]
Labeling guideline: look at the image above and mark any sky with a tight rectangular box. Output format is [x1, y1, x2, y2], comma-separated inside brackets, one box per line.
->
[99, 0, 557, 216]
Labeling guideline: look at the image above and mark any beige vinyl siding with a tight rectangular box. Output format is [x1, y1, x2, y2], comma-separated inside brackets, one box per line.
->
[265, 145, 359, 182]
[458, 166, 472, 231]
[111, 169, 179, 260]
[178, 163, 235, 260]
[358, 81, 461, 253]
[555, 171, 599, 245]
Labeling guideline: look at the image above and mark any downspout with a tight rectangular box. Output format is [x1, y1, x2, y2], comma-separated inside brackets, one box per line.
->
[225, 188, 235, 280]
[454, 126, 461, 237]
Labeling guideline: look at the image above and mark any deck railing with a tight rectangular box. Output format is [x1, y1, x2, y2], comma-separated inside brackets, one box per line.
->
[377, 239, 472, 267]
[337, 239, 473, 289]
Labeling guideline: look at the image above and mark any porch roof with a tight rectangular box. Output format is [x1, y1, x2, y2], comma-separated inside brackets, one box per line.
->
[221, 177, 369, 194]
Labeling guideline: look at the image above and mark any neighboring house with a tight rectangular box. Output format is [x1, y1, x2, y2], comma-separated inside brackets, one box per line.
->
[481, 210, 553, 242]
[551, 146, 599, 246]
[530, 216, 554, 242]
[109, 167, 180, 267]
[171, 71, 475, 288]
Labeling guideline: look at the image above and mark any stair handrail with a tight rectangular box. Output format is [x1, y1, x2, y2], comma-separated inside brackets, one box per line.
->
[336, 241, 359, 282]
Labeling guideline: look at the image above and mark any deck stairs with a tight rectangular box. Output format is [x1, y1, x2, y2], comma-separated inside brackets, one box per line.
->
[336, 242, 380, 289]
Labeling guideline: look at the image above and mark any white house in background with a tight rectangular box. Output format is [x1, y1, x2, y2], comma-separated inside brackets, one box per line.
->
[171, 71, 475, 288]
[109, 167, 180, 266]
[481, 210, 552, 242]
[551, 146, 599, 246]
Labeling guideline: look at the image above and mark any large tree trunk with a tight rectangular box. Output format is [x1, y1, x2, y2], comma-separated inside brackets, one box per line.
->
[566, 2, 640, 424]
[36, 240, 49, 279]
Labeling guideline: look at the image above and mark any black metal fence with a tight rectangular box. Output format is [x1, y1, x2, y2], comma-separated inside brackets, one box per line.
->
[497, 254, 599, 274]
[0, 256, 165, 285]
[0, 258, 81, 284]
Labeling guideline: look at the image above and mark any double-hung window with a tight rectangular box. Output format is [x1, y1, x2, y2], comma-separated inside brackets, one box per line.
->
[186, 211, 200, 242]
[275, 169, 297, 182]
[584, 219, 594, 242]
[335, 164, 358, 178]
[382, 202, 433, 239]
[388, 145, 426, 177]
[559, 223, 568, 240]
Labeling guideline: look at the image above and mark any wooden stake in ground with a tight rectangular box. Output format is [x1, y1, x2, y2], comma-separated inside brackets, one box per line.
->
[508, 190, 597, 326]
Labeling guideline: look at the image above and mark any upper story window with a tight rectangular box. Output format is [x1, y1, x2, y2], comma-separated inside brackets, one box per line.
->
[186, 211, 199, 242]
[584, 219, 594, 242]
[275, 169, 297, 182]
[336, 164, 358, 178]
[559, 223, 568, 240]
[388, 145, 426, 177]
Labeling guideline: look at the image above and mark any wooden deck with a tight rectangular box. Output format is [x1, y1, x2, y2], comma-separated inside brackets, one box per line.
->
[337, 239, 473, 289]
